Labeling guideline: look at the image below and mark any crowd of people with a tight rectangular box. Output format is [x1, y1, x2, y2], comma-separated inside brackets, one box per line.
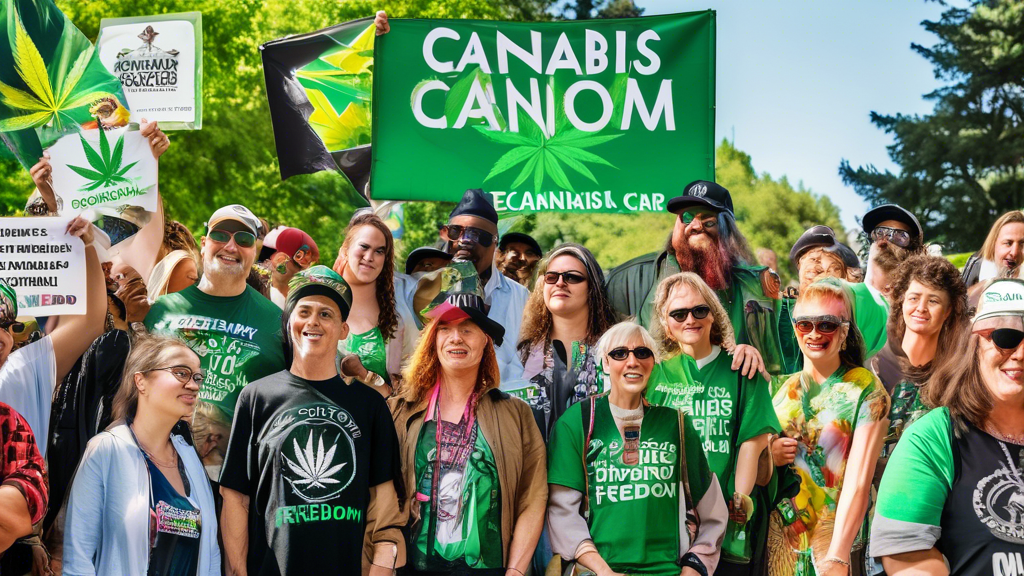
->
[1, 14, 1023, 576]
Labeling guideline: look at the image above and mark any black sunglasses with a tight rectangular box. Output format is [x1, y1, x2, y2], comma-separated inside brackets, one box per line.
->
[870, 226, 912, 248]
[544, 271, 587, 285]
[2, 320, 25, 333]
[975, 327, 1024, 352]
[793, 316, 849, 335]
[209, 229, 257, 248]
[607, 346, 655, 361]
[668, 305, 711, 323]
[444, 224, 495, 247]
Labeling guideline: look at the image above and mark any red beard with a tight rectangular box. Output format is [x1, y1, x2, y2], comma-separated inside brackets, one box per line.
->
[672, 233, 729, 290]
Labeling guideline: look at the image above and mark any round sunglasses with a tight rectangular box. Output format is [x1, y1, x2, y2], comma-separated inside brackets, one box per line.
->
[668, 305, 711, 323]
[680, 211, 717, 229]
[543, 270, 587, 285]
[607, 346, 655, 361]
[870, 226, 912, 248]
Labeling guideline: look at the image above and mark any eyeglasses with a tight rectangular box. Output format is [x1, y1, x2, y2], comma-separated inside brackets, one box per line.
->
[275, 247, 314, 274]
[668, 305, 711, 323]
[443, 225, 495, 247]
[145, 365, 205, 386]
[208, 229, 257, 248]
[680, 211, 717, 229]
[607, 346, 655, 361]
[543, 270, 587, 285]
[793, 315, 850, 335]
[974, 327, 1024, 353]
[870, 226, 912, 248]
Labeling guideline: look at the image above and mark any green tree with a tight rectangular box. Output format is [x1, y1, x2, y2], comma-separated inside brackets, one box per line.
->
[839, 0, 1024, 253]
[559, 0, 643, 20]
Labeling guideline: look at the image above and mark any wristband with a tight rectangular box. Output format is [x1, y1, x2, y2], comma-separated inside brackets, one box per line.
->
[679, 552, 708, 576]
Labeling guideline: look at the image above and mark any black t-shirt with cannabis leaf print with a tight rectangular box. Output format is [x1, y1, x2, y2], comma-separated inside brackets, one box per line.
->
[220, 371, 398, 575]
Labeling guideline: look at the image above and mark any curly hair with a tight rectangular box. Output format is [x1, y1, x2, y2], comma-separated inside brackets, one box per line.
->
[334, 213, 398, 340]
[400, 317, 501, 405]
[887, 254, 969, 374]
[795, 280, 865, 369]
[651, 272, 735, 358]
[517, 243, 617, 357]
[164, 219, 199, 256]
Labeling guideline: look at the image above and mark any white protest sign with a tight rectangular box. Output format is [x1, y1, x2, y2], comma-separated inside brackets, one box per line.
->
[98, 13, 202, 128]
[0, 217, 86, 316]
[49, 127, 159, 216]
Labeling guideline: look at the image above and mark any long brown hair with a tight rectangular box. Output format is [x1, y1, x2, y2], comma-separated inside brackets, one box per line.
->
[334, 213, 398, 340]
[923, 332, 990, 433]
[400, 317, 501, 405]
[980, 211, 1024, 261]
[887, 254, 969, 380]
[651, 272, 735, 358]
[111, 334, 198, 423]
[517, 243, 617, 355]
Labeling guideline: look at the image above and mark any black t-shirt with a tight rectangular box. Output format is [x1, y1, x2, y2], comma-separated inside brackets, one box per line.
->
[219, 371, 398, 575]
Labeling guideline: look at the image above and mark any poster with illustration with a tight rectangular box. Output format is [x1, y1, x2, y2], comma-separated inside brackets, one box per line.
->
[97, 12, 202, 129]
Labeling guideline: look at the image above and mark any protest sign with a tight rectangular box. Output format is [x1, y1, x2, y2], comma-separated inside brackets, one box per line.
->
[97, 12, 203, 129]
[0, 0, 131, 170]
[0, 217, 86, 315]
[262, 17, 374, 190]
[370, 12, 716, 214]
[48, 126, 159, 216]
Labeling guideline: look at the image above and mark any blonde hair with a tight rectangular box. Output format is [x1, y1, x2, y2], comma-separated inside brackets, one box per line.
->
[111, 334, 198, 423]
[651, 272, 735, 358]
[795, 280, 865, 368]
[399, 317, 501, 405]
[980, 211, 1024, 261]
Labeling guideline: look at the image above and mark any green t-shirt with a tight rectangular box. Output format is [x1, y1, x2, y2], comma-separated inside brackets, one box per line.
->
[647, 348, 780, 497]
[343, 327, 389, 384]
[144, 285, 286, 424]
[548, 395, 713, 576]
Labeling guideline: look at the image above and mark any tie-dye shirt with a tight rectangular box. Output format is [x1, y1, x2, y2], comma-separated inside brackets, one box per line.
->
[768, 366, 890, 576]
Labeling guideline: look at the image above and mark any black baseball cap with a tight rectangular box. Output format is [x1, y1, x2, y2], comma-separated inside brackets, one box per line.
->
[405, 247, 452, 275]
[836, 243, 861, 269]
[449, 188, 498, 225]
[862, 204, 923, 246]
[789, 225, 840, 266]
[667, 180, 734, 216]
[499, 232, 541, 256]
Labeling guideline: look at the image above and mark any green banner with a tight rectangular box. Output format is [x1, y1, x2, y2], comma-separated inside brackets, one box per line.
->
[371, 12, 715, 214]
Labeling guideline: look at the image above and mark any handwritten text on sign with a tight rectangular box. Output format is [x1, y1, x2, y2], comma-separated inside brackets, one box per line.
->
[0, 217, 86, 315]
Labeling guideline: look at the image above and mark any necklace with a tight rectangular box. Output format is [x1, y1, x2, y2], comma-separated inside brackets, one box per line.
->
[986, 423, 1024, 446]
[130, 424, 178, 468]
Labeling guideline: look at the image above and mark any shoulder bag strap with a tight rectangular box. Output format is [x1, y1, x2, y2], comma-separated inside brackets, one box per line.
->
[677, 408, 700, 544]
[580, 396, 596, 521]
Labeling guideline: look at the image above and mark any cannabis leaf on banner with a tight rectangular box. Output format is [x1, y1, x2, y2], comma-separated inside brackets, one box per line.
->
[284, 430, 347, 490]
[476, 73, 629, 192]
[0, 5, 114, 132]
[66, 128, 138, 191]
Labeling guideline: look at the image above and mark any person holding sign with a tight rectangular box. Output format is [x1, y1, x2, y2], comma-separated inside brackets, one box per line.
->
[646, 272, 779, 575]
[0, 216, 106, 456]
[546, 321, 727, 576]
[389, 286, 546, 576]
[768, 279, 889, 576]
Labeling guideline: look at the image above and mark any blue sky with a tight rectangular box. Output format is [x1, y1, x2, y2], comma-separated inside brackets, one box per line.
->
[636, 0, 949, 232]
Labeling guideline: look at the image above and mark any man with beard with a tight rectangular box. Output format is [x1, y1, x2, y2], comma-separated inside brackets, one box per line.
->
[862, 204, 925, 297]
[606, 180, 786, 374]
[497, 232, 542, 288]
[145, 204, 286, 473]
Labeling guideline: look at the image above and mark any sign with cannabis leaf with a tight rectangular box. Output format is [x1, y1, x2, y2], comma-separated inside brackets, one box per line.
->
[371, 13, 715, 214]
[48, 126, 158, 217]
[0, 0, 130, 170]
[262, 17, 376, 192]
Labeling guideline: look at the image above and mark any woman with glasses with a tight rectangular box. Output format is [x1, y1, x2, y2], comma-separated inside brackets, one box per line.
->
[648, 272, 780, 575]
[333, 212, 418, 395]
[512, 243, 618, 441]
[63, 334, 221, 576]
[871, 278, 1024, 576]
[546, 321, 727, 576]
[768, 278, 889, 576]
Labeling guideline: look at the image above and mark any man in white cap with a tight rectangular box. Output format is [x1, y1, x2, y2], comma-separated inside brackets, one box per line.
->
[145, 204, 286, 466]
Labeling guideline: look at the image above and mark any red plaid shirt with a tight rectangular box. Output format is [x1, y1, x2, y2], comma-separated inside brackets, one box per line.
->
[0, 402, 47, 525]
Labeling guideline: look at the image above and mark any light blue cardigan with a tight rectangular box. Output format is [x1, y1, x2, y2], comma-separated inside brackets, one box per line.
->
[63, 423, 221, 576]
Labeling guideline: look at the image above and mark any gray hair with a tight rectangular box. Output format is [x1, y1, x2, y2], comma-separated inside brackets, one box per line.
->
[595, 320, 660, 368]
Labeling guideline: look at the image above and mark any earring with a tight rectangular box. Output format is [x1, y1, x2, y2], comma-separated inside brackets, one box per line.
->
[841, 341, 847, 351]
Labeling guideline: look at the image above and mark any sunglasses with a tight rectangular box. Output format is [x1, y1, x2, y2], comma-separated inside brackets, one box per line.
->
[680, 211, 717, 229]
[974, 327, 1024, 353]
[2, 320, 25, 333]
[275, 247, 314, 274]
[443, 224, 495, 247]
[607, 346, 655, 361]
[543, 270, 587, 285]
[668, 305, 711, 323]
[208, 229, 257, 248]
[792, 315, 849, 335]
[145, 365, 206, 386]
[870, 226, 912, 248]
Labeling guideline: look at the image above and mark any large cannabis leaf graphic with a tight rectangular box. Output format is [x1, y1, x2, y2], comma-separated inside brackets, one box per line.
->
[284, 430, 348, 489]
[66, 128, 137, 191]
[0, 5, 114, 132]
[295, 23, 375, 152]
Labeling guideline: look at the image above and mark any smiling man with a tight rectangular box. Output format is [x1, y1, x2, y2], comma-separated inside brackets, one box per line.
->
[145, 204, 285, 466]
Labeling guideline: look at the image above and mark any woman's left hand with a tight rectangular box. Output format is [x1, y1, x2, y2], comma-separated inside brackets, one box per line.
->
[730, 344, 769, 381]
